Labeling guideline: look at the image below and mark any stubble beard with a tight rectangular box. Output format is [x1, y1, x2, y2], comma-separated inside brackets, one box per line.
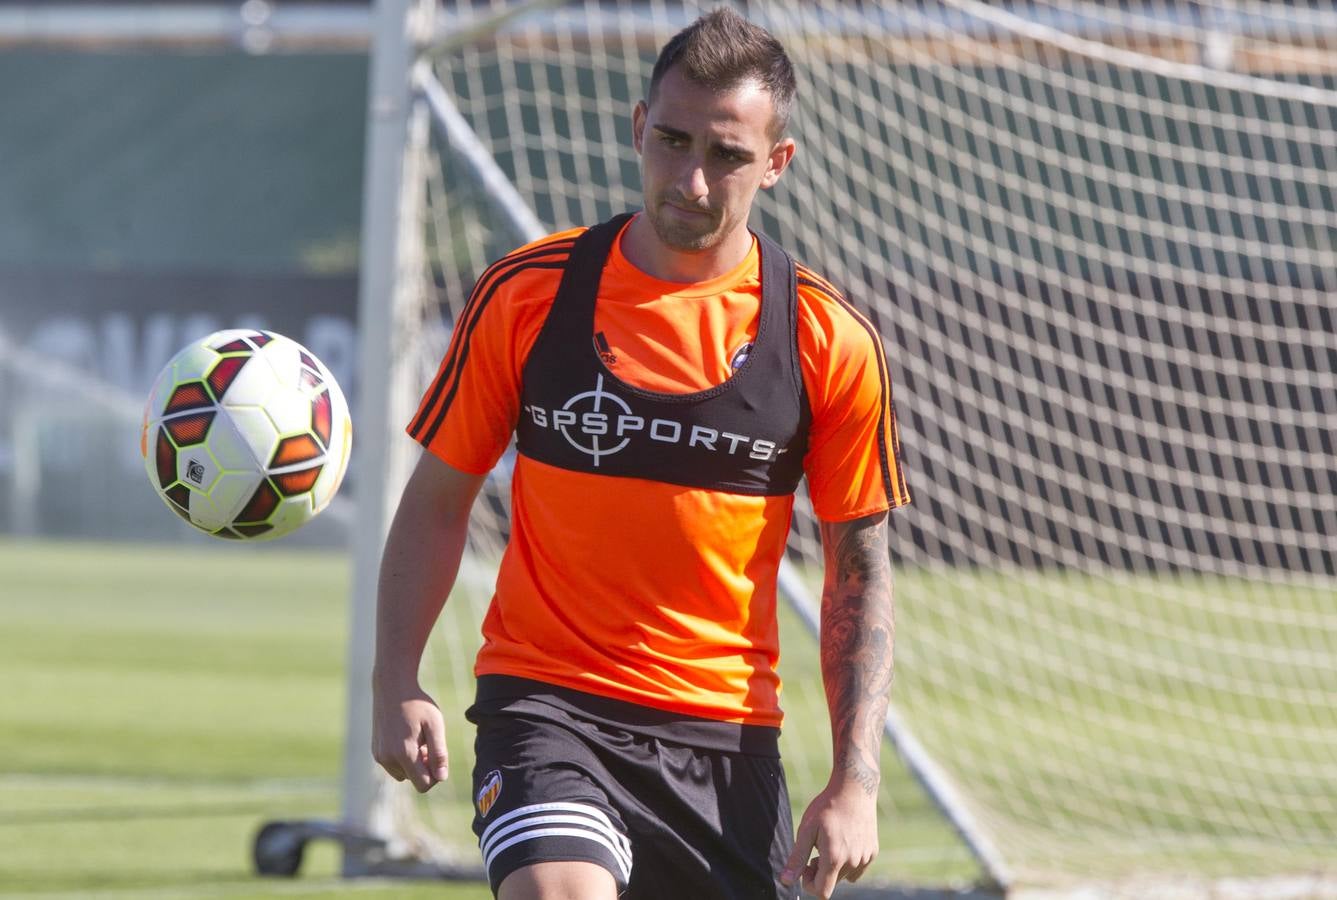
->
[646, 198, 722, 252]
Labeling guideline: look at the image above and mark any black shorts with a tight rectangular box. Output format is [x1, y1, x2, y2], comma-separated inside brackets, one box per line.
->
[467, 676, 796, 899]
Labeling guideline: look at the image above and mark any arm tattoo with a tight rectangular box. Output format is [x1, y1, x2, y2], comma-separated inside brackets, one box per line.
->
[819, 513, 895, 796]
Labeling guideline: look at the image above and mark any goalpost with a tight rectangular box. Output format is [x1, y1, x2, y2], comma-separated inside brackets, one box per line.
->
[308, 1, 1337, 895]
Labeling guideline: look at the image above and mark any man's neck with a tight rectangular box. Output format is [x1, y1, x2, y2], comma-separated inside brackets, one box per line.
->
[620, 214, 752, 284]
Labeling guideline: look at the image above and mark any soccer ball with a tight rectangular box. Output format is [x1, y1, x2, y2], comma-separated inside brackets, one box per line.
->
[140, 329, 352, 540]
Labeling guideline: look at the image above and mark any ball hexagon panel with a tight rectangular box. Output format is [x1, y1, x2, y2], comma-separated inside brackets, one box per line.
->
[201, 410, 260, 473]
[164, 382, 212, 416]
[308, 433, 351, 515]
[272, 434, 323, 469]
[219, 351, 283, 408]
[259, 388, 317, 439]
[225, 405, 281, 471]
[153, 428, 178, 490]
[272, 464, 324, 498]
[234, 480, 281, 525]
[311, 390, 335, 448]
[207, 328, 272, 353]
[164, 411, 215, 447]
[175, 444, 222, 496]
[200, 470, 268, 526]
[164, 483, 193, 519]
[169, 343, 225, 391]
[180, 476, 240, 534]
[257, 335, 302, 374]
[248, 340, 303, 394]
[206, 355, 250, 401]
[266, 493, 321, 539]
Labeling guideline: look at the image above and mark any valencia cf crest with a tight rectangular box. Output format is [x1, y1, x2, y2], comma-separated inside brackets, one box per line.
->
[476, 769, 503, 818]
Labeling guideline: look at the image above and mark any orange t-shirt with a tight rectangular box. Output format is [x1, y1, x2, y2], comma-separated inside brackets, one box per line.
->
[409, 219, 909, 726]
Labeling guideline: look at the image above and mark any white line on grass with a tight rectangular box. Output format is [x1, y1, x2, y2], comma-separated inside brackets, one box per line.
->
[0, 773, 335, 793]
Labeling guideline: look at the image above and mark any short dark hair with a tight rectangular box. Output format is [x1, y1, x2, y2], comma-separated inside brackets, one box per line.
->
[647, 7, 797, 138]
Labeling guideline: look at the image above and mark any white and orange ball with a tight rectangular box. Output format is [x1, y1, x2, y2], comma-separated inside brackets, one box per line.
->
[140, 329, 352, 540]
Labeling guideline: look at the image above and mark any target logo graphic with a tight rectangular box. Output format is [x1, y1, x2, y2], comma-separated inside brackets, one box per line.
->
[523, 374, 781, 467]
[555, 374, 632, 466]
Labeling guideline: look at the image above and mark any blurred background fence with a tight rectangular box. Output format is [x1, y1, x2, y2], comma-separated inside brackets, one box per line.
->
[0, 8, 365, 541]
[3, 2, 1334, 570]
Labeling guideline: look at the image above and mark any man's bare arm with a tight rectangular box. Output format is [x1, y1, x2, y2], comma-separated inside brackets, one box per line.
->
[783, 510, 894, 897]
[819, 510, 895, 795]
[371, 451, 485, 792]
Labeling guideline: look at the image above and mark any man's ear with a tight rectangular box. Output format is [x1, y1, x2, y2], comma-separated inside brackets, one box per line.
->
[761, 137, 796, 189]
[632, 100, 648, 154]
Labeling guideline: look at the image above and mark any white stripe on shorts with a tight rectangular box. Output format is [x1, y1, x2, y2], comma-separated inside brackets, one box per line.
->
[480, 801, 632, 882]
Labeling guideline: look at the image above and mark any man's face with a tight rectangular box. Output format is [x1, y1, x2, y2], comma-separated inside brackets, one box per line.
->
[633, 66, 794, 253]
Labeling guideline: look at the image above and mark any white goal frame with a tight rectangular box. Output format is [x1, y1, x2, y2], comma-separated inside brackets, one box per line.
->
[332, 0, 1009, 886]
[275, 2, 1337, 896]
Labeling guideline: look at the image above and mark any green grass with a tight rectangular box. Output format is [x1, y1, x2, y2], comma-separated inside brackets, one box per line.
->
[9, 538, 1328, 894]
[0, 538, 975, 897]
[0, 538, 491, 899]
[867, 567, 1337, 881]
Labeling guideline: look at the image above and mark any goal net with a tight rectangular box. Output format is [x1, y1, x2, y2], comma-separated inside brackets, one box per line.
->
[353, 0, 1337, 894]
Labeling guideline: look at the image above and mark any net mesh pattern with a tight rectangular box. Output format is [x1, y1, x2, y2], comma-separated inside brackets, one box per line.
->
[396, 0, 1337, 888]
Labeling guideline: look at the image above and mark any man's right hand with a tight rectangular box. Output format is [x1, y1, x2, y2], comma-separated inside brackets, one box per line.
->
[370, 455, 485, 794]
[371, 683, 450, 793]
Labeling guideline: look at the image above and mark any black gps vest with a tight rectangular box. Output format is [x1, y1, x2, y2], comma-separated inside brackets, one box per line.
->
[515, 213, 811, 496]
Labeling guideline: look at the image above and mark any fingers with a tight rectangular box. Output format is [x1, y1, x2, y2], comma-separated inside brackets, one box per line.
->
[803, 852, 840, 900]
[846, 851, 875, 883]
[817, 853, 878, 896]
[420, 718, 450, 784]
[373, 738, 425, 788]
[782, 820, 876, 899]
[402, 737, 437, 792]
[780, 818, 817, 888]
[371, 697, 448, 793]
[401, 714, 451, 793]
[372, 736, 408, 783]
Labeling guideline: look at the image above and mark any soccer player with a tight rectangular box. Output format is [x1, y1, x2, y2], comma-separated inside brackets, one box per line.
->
[371, 8, 910, 900]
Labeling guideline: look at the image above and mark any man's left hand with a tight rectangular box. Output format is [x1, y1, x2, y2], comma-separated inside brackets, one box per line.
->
[780, 777, 879, 898]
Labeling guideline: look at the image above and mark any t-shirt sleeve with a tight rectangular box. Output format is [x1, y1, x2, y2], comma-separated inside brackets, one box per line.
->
[406, 234, 574, 474]
[798, 277, 911, 521]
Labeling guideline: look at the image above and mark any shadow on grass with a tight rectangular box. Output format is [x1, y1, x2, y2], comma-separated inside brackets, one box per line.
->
[837, 884, 1004, 899]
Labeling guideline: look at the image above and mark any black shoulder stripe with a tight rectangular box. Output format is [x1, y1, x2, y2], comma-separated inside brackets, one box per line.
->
[411, 239, 576, 438]
[797, 275, 899, 505]
[410, 241, 574, 443]
[795, 266, 844, 302]
[415, 258, 571, 447]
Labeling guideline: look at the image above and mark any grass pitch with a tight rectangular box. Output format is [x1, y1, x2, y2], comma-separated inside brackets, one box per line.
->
[0, 538, 489, 899]
[9, 535, 1328, 894]
[0, 538, 974, 898]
